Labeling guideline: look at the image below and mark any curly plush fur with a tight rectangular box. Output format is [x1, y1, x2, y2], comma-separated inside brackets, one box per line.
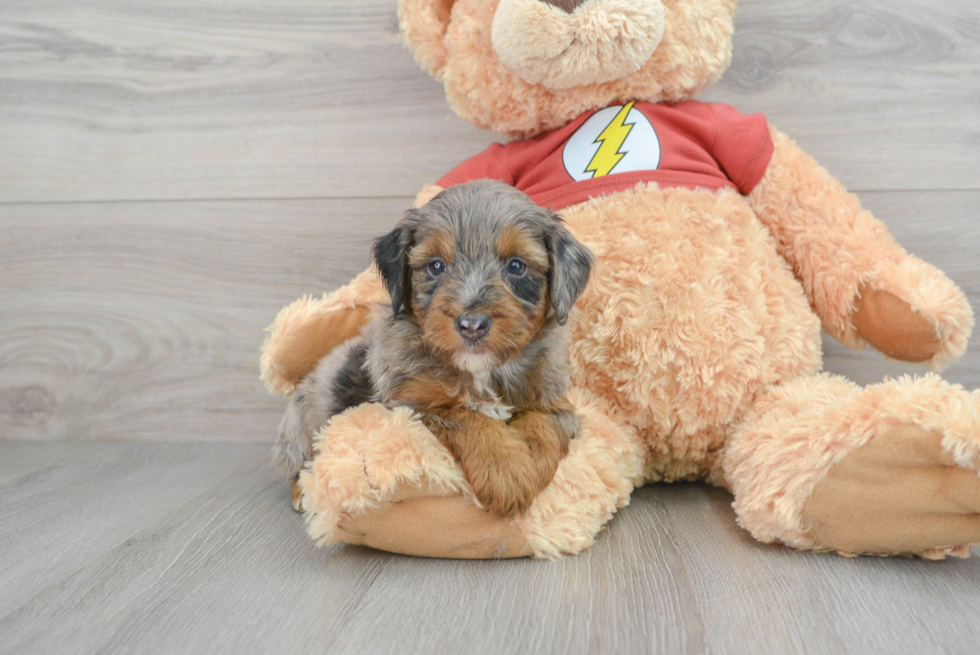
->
[262, 0, 979, 559]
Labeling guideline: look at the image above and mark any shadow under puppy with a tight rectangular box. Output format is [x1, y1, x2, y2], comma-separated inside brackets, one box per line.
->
[274, 179, 594, 516]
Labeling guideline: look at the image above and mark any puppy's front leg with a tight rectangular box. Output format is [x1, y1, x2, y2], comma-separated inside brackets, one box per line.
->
[508, 402, 577, 494]
[423, 409, 538, 517]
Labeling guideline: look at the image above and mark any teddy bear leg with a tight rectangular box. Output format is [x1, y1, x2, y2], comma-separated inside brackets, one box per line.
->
[300, 388, 647, 559]
[724, 373, 980, 558]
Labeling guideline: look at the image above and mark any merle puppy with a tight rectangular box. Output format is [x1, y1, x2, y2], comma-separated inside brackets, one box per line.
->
[274, 179, 594, 516]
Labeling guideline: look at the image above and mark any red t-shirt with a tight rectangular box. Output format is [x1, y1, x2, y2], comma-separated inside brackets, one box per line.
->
[437, 100, 773, 210]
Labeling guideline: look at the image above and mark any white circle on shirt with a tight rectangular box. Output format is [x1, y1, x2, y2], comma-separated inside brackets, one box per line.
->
[562, 104, 661, 182]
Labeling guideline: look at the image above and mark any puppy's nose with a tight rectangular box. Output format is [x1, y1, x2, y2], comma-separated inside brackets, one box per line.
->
[455, 313, 491, 341]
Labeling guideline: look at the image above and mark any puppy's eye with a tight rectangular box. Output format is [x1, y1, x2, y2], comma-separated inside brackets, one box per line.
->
[505, 258, 527, 277]
[426, 259, 447, 276]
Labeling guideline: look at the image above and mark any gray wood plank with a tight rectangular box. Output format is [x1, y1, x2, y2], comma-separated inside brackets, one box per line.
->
[0, 0, 977, 204]
[0, 198, 405, 442]
[0, 441, 267, 617]
[2, 442, 979, 655]
[2, 191, 979, 444]
[707, 0, 980, 192]
[655, 484, 980, 655]
[0, 0, 495, 204]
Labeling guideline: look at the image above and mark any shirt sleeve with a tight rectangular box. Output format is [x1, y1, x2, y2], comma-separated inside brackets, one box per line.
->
[709, 103, 774, 195]
[436, 142, 515, 189]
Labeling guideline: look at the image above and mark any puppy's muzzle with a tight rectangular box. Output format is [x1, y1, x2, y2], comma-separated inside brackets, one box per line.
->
[455, 312, 492, 342]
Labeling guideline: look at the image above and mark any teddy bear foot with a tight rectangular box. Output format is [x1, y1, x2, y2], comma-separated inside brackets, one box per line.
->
[726, 372, 980, 559]
[804, 424, 980, 558]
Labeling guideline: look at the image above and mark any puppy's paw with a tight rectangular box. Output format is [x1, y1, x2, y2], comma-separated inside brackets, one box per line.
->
[467, 440, 538, 517]
[291, 478, 306, 513]
[475, 402, 513, 422]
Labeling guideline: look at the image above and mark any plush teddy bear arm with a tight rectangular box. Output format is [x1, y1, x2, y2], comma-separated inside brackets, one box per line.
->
[297, 402, 526, 558]
[299, 389, 646, 559]
[747, 127, 973, 369]
[336, 493, 531, 559]
[260, 185, 446, 396]
[260, 269, 387, 395]
[414, 183, 445, 207]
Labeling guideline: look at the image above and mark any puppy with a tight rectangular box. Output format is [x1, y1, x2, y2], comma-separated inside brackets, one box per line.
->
[273, 179, 594, 516]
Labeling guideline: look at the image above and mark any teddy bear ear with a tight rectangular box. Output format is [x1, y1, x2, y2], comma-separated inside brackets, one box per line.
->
[398, 0, 459, 79]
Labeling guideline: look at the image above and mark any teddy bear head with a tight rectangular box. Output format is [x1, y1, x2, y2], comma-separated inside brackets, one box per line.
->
[399, 0, 738, 138]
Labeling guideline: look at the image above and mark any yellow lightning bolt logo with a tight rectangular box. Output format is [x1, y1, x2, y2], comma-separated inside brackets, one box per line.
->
[585, 102, 636, 178]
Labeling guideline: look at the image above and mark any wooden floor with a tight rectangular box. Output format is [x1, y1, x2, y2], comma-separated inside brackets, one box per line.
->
[4, 441, 980, 655]
[2, 0, 979, 653]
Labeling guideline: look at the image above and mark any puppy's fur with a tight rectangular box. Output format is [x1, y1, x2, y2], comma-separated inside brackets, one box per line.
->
[273, 179, 594, 515]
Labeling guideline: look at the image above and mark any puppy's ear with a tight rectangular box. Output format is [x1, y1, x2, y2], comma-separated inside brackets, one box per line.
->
[545, 218, 593, 325]
[373, 216, 415, 316]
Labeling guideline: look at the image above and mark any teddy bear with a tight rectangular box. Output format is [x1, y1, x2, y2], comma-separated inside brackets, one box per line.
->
[260, 0, 980, 559]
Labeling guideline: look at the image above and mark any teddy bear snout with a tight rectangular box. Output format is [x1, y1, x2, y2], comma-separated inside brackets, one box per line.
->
[539, 0, 589, 12]
[491, 0, 666, 90]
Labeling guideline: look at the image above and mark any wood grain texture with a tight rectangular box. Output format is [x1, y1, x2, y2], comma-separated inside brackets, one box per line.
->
[0, 198, 404, 442]
[707, 0, 980, 191]
[2, 442, 979, 655]
[0, 0, 495, 203]
[0, 0, 977, 203]
[2, 192, 978, 444]
[0, 441, 266, 617]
